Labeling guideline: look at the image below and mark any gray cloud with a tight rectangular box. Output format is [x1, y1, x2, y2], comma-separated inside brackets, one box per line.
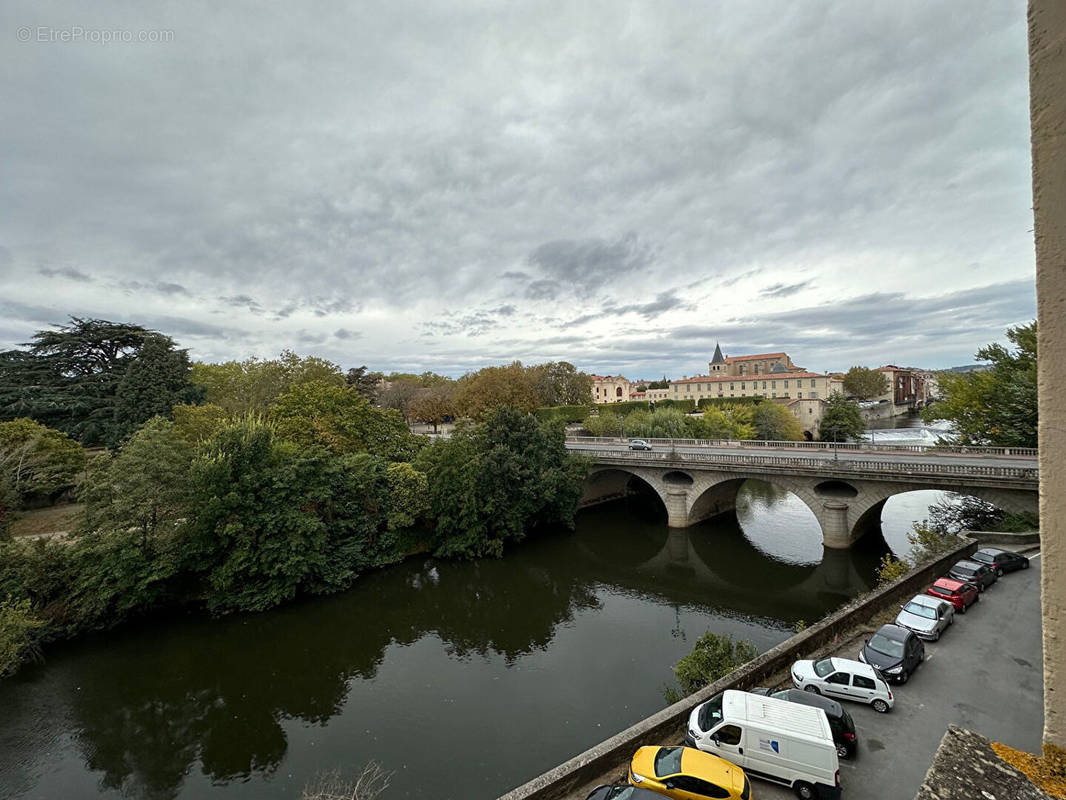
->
[0, 0, 1035, 377]
[760, 281, 813, 298]
[39, 267, 92, 282]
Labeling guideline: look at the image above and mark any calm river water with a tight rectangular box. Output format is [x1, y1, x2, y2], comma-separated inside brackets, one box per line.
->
[0, 415, 950, 800]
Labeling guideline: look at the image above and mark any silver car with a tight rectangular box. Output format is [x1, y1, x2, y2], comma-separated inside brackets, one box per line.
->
[895, 594, 954, 641]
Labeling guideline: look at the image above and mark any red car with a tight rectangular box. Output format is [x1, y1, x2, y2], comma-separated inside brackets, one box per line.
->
[927, 578, 980, 613]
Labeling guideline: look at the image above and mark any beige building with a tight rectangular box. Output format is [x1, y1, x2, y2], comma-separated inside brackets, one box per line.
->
[590, 374, 632, 404]
[669, 370, 842, 403]
[707, 343, 802, 377]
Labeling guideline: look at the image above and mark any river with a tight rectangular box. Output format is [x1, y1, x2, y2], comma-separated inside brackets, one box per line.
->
[0, 415, 953, 800]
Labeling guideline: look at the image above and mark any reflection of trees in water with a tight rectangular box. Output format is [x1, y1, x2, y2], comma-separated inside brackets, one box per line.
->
[56, 550, 600, 798]
[736, 479, 791, 508]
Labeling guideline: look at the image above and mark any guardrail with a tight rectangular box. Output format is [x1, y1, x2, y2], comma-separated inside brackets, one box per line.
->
[573, 448, 1039, 483]
[565, 436, 1037, 458]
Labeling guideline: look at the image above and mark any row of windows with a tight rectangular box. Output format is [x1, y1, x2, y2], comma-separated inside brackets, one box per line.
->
[675, 379, 821, 393]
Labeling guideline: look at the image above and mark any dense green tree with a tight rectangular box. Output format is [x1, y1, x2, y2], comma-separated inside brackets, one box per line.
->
[0, 418, 86, 504]
[666, 632, 758, 700]
[530, 361, 593, 406]
[190, 350, 344, 415]
[172, 403, 230, 444]
[842, 366, 889, 401]
[79, 417, 195, 545]
[415, 407, 588, 558]
[691, 406, 755, 440]
[271, 380, 420, 461]
[0, 318, 203, 446]
[923, 322, 1037, 447]
[345, 366, 385, 403]
[0, 598, 44, 677]
[454, 362, 541, 420]
[582, 408, 624, 437]
[751, 402, 804, 441]
[378, 380, 421, 421]
[818, 395, 866, 442]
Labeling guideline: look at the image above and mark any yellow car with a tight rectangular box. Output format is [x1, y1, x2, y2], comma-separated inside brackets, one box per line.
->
[629, 745, 751, 800]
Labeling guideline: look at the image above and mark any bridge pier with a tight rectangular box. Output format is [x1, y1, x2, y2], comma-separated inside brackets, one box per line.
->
[819, 501, 853, 549]
[665, 487, 691, 528]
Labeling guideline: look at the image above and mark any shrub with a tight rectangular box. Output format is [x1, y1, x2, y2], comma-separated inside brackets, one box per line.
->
[534, 405, 592, 424]
[0, 597, 44, 677]
[697, 396, 765, 409]
[664, 631, 759, 702]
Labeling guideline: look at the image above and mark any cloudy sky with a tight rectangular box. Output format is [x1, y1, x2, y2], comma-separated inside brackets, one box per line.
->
[1, 1, 1035, 378]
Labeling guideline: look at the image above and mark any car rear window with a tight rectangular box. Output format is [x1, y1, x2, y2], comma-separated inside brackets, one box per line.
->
[953, 565, 976, 576]
[972, 551, 994, 564]
[654, 747, 683, 778]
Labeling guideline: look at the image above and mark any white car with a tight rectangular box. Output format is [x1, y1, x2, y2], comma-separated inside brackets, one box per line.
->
[791, 656, 895, 713]
[895, 594, 954, 641]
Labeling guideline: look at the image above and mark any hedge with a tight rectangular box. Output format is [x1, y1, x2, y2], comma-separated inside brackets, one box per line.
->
[534, 405, 594, 424]
[653, 399, 696, 413]
[696, 396, 766, 409]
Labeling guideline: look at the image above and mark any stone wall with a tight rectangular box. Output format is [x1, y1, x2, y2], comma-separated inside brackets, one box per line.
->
[496, 538, 977, 800]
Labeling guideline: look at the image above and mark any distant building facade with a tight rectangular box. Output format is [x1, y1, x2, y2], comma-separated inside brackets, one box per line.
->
[876, 365, 924, 408]
[591, 374, 632, 403]
[707, 343, 803, 377]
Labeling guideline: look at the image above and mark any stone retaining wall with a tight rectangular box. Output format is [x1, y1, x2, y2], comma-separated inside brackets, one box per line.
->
[497, 538, 977, 800]
[963, 528, 1041, 546]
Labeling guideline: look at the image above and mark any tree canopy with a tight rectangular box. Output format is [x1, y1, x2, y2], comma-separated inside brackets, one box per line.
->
[842, 366, 889, 400]
[0, 418, 87, 503]
[923, 321, 1037, 447]
[751, 402, 804, 441]
[818, 395, 866, 442]
[190, 350, 344, 415]
[0, 318, 203, 446]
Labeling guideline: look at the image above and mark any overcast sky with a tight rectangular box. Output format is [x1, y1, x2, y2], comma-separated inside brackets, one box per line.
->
[1, 1, 1035, 378]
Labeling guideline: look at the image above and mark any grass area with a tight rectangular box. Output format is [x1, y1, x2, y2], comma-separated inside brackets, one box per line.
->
[9, 504, 84, 538]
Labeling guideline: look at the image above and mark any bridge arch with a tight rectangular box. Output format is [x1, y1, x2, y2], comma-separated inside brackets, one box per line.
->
[845, 485, 1039, 549]
[578, 466, 670, 518]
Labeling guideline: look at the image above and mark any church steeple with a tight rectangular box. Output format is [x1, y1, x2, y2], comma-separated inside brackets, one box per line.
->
[711, 342, 725, 364]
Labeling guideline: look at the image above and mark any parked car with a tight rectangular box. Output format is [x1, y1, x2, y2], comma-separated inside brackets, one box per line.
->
[927, 577, 980, 613]
[970, 547, 1030, 576]
[685, 690, 839, 798]
[586, 785, 667, 800]
[858, 624, 925, 684]
[628, 439, 653, 450]
[790, 657, 895, 713]
[750, 687, 859, 759]
[629, 746, 750, 800]
[948, 559, 998, 591]
[895, 595, 954, 641]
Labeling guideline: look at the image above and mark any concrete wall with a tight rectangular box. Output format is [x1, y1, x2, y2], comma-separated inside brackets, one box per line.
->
[496, 538, 977, 800]
[1030, 0, 1066, 754]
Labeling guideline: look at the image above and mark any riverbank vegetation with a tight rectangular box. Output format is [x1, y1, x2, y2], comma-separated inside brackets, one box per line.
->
[0, 319, 590, 679]
[662, 632, 759, 704]
[924, 321, 1037, 448]
[582, 400, 805, 441]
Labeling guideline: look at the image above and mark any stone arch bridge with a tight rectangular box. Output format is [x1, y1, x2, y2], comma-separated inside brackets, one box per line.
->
[569, 440, 1038, 549]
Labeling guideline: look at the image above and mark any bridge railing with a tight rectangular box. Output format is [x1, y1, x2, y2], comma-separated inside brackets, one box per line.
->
[565, 436, 1037, 458]
[574, 448, 1040, 482]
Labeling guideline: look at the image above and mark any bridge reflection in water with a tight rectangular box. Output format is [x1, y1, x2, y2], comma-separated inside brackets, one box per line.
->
[573, 478, 889, 624]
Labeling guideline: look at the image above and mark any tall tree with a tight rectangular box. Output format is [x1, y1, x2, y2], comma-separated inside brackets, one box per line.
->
[190, 350, 344, 415]
[842, 366, 889, 401]
[409, 385, 457, 433]
[530, 361, 593, 406]
[0, 318, 203, 446]
[751, 402, 804, 441]
[345, 366, 384, 403]
[414, 407, 588, 558]
[818, 395, 866, 442]
[0, 418, 87, 504]
[454, 361, 540, 420]
[923, 322, 1037, 447]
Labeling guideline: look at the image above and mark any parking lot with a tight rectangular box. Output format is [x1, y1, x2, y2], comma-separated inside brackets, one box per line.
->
[754, 552, 1043, 800]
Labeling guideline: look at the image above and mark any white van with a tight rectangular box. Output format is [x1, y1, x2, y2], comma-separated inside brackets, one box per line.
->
[686, 689, 842, 800]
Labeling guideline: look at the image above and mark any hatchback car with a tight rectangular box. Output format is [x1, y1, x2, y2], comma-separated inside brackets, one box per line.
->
[628, 439, 653, 450]
[790, 657, 894, 712]
[858, 624, 925, 684]
[948, 559, 997, 591]
[970, 547, 1030, 576]
[927, 577, 980, 613]
[586, 785, 669, 800]
[751, 687, 859, 759]
[629, 746, 749, 800]
[895, 595, 954, 641]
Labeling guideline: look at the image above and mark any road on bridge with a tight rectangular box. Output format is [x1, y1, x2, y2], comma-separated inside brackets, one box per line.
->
[565, 440, 1038, 473]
